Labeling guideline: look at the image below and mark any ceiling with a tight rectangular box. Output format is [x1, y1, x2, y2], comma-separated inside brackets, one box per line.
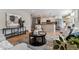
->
[27, 9, 73, 17]
[0, 9, 73, 17]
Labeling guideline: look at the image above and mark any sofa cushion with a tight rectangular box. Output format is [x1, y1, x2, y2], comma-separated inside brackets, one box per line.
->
[0, 40, 13, 49]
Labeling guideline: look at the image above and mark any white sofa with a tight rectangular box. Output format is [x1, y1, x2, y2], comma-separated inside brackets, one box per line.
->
[0, 40, 13, 50]
[0, 34, 13, 50]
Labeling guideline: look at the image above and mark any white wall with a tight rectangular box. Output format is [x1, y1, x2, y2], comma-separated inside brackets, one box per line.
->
[74, 10, 79, 31]
[0, 10, 32, 32]
[22, 13, 32, 32]
[0, 12, 6, 29]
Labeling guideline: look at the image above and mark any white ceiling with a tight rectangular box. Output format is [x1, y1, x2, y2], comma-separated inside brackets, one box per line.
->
[0, 9, 73, 17]
[29, 9, 72, 17]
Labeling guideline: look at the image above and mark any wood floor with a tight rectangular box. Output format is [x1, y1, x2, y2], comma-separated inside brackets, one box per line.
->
[7, 32, 29, 45]
[7, 32, 60, 45]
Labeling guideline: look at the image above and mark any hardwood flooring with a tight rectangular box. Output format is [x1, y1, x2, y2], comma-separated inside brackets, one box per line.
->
[7, 32, 29, 45]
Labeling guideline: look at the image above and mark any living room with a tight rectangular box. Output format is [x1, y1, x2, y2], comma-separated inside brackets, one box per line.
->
[0, 9, 79, 50]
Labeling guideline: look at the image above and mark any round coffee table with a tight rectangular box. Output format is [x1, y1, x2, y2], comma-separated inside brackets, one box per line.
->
[29, 33, 46, 46]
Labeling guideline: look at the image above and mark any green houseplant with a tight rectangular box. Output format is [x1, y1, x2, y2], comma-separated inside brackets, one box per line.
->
[53, 35, 67, 50]
[66, 35, 79, 49]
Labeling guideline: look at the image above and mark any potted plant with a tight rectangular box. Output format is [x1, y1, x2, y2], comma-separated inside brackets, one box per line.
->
[53, 35, 67, 50]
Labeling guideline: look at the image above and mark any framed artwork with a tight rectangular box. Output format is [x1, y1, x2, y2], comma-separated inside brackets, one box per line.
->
[6, 13, 23, 28]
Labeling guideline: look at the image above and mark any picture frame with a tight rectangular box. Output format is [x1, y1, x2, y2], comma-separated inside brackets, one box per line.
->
[6, 13, 22, 28]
